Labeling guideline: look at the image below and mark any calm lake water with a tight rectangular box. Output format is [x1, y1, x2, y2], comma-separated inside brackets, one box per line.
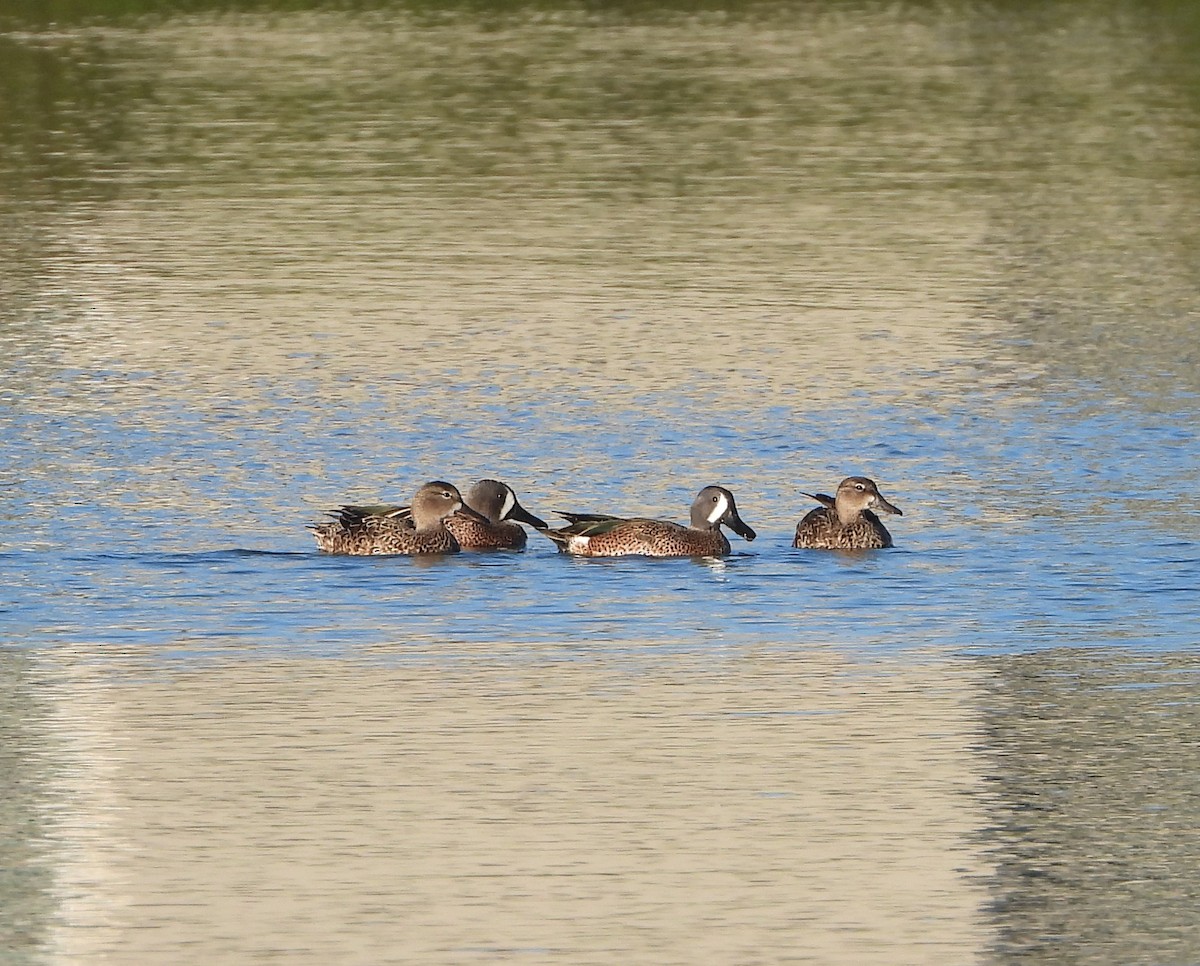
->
[2, 1, 1199, 963]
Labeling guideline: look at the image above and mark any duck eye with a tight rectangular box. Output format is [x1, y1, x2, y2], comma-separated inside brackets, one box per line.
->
[855, 483, 865, 491]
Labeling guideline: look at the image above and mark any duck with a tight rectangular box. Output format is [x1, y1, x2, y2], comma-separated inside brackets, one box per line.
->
[448, 479, 547, 549]
[310, 481, 485, 555]
[386, 479, 547, 550]
[541, 486, 757, 558]
[792, 476, 902, 550]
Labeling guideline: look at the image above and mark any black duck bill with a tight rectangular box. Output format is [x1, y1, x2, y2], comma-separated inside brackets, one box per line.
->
[873, 494, 902, 516]
[455, 503, 491, 524]
[508, 500, 548, 530]
[725, 508, 757, 541]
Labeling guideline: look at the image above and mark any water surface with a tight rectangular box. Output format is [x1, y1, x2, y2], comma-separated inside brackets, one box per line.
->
[2, 1, 1199, 963]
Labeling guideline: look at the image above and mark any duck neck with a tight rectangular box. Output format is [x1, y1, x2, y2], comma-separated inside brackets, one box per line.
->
[835, 502, 862, 526]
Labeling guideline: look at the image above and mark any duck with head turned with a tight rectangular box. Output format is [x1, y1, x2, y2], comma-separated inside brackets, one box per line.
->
[310, 481, 486, 555]
[363, 479, 547, 550]
[447, 479, 547, 550]
[541, 485, 757, 558]
[792, 476, 902, 550]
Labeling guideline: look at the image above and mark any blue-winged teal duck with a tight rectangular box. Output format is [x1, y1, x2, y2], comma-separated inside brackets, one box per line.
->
[541, 486, 757, 558]
[792, 476, 902, 550]
[311, 481, 486, 555]
[449, 479, 547, 550]
[385, 479, 547, 550]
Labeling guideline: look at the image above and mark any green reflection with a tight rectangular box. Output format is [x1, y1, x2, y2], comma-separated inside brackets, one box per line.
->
[1, 0, 1199, 401]
[0, 37, 130, 203]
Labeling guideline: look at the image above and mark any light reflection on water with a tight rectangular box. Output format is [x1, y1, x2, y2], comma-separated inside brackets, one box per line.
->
[2, 1, 1200, 963]
[23, 649, 994, 965]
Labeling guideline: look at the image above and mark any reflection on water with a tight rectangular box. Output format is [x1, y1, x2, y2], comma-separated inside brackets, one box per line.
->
[25, 649, 991, 965]
[2, 1, 1200, 963]
[982, 649, 1200, 965]
[0, 651, 58, 960]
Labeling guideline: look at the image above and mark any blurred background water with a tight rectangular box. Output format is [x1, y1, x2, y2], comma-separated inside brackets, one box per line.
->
[1, 1, 1199, 963]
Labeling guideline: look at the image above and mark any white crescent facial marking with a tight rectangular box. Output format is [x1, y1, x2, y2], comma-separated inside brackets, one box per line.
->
[499, 489, 516, 522]
[706, 492, 729, 525]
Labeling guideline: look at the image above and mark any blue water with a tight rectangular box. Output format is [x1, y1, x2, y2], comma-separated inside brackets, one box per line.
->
[5, 371, 1197, 659]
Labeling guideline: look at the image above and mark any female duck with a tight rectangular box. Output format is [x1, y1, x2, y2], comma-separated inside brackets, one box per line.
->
[311, 481, 485, 555]
[792, 477, 902, 550]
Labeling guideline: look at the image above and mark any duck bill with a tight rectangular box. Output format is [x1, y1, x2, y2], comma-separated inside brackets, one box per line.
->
[455, 504, 491, 524]
[509, 501, 549, 530]
[873, 495, 902, 516]
[726, 511, 757, 542]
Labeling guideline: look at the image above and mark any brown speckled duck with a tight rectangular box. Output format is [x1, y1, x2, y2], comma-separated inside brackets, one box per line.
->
[387, 479, 547, 551]
[541, 486, 757, 558]
[310, 481, 485, 555]
[792, 476, 902, 550]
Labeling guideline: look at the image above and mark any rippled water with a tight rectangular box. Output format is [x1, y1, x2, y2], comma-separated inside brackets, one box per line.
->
[2, 1, 1199, 963]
